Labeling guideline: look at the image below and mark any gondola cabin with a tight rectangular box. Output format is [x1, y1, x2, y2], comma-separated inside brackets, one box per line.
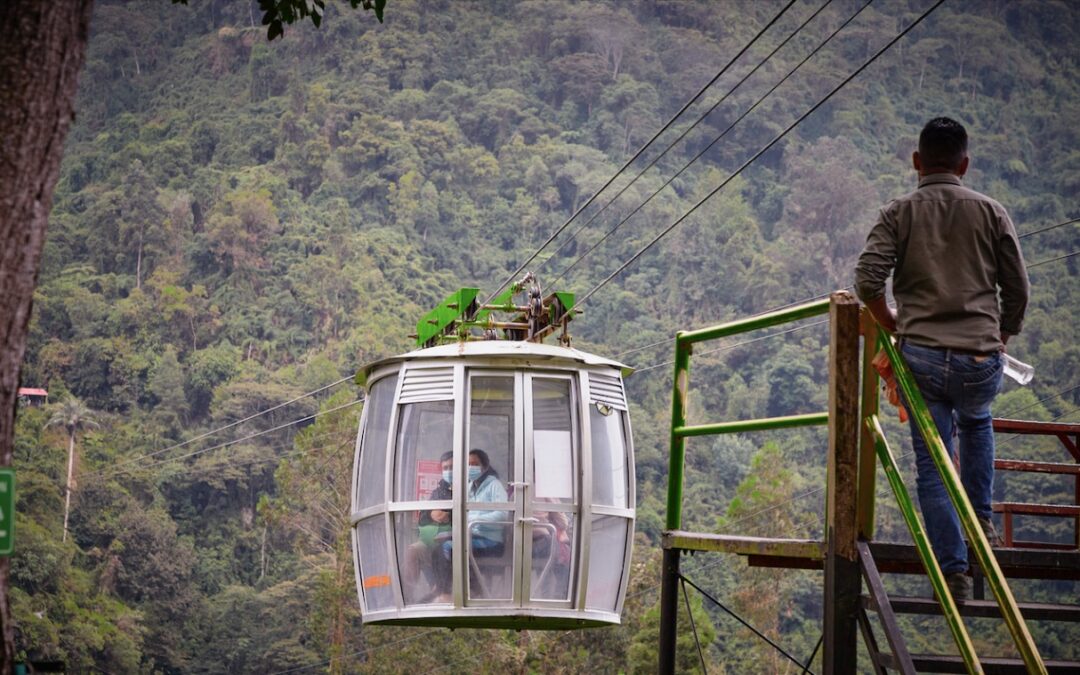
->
[350, 280, 635, 628]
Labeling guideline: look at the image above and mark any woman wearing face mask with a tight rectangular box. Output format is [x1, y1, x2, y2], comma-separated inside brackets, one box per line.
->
[463, 448, 509, 554]
[433, 448, 508, 602]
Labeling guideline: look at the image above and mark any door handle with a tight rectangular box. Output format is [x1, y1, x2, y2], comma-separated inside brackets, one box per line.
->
[508, 481, 529, 489]
[519, 517, 540, 525]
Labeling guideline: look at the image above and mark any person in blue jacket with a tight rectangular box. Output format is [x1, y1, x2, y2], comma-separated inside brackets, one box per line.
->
[463, 448, 509, 553]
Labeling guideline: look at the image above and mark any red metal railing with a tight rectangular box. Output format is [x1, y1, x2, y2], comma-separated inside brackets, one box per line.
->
[992, 418, 1080, 550]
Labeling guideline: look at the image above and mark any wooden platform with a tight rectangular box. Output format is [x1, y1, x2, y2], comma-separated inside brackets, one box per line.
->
[662, 532, 1080, 580]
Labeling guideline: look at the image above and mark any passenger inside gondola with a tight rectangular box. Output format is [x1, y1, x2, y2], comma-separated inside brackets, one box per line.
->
[401, 451, 453, 603]
[432, 449, 510, 601]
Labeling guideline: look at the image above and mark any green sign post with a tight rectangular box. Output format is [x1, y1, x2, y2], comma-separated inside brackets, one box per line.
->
[0, 469, 13, 555]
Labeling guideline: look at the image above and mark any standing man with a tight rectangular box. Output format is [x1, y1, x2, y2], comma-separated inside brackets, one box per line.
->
[854, 117, 1029, 600]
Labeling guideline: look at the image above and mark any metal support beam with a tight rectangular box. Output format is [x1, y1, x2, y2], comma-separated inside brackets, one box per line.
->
[824, 291, 861, 675]
[659, 338, 692, 675]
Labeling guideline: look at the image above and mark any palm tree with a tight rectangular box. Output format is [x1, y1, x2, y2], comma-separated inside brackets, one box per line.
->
[46, 397, 98, 542]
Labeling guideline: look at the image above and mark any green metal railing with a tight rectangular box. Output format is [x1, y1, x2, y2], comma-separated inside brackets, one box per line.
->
[873, 333, 1047, 674]
[866, 414, 981, 672]
[666, 298, 831, 532]
[659, 297, 833, 675]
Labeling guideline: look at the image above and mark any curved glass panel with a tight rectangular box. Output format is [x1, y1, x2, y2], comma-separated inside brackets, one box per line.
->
[396, 510, 453, 605]
[358, 375, 397, 510]
[589, 407, 628, 508]
[585, 515, 629, 612]
[357, 516, 394, 612]
[394, 400, 455, 502]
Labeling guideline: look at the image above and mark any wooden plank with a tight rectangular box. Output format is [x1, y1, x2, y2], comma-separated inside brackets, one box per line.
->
[993, 419, 1080, 435]
[886, 596, 1080, 622]
[993, 502, 1080, 517]
[662, 531, 824, 558]
[995, 459, 1080, 475]
[896, 654, 1080, 674]
[825, 291, 862, 675]
[866, 542, 1080, 580]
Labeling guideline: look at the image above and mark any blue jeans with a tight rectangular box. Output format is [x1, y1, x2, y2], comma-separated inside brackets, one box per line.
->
[900, 342, 1003, 575]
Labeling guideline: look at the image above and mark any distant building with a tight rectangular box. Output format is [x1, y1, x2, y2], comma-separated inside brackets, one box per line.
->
[17, 387, 48, 407]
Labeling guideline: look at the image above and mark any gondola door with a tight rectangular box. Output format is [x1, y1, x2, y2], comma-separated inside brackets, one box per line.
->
[463, 372, 522, 605]
[522, 373, 578, 608]
[462, 371, 579, 608]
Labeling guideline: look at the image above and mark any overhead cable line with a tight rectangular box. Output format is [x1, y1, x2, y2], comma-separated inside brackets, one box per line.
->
[615, 288, 842, 359]
[998, 383, 1080, 418]
[99, 398, 363, 479]
[633, 318, 829, 373]
[575, 0, 947, 308]
[536, 0, 843, 282]
[549, 0, 876, 290]
[103, 374, 355, 474]
[610, 210, 1077, 362]
[1019, 216, 1079, 239]
[682, 574, 817, 674]
[1029, 249, 1080, 269]
[482, 0, 801, 306]
[152, 427, 355, 479]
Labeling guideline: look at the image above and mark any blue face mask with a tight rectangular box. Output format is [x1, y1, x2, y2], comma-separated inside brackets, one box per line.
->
[468, 466, 482, 482]
[442, 470, 452, 484]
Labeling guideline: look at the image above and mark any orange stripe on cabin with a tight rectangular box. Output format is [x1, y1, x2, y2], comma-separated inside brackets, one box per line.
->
[363, 575, 391, 589]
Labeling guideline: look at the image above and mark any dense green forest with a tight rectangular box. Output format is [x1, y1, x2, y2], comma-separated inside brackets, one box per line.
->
[11, 0, 1079, 671]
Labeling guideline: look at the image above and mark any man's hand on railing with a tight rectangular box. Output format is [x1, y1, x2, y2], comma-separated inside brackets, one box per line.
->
[872, 348, 908, 423]
[864, 296, 898, 334]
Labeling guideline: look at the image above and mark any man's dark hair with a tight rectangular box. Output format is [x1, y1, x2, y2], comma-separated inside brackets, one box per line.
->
[919, 117, 968, 171]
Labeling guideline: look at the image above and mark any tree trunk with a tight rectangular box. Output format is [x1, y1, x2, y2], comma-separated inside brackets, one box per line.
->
[62, 432, 76, 542]
[136, 226, 144, 290]
[0, 2, 95, 672]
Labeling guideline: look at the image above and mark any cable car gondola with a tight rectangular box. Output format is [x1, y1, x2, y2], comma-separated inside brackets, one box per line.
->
[350, 275, 635, 629]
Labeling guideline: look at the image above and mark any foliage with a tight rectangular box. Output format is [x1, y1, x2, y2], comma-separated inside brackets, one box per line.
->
[12, 0, 1080, 671]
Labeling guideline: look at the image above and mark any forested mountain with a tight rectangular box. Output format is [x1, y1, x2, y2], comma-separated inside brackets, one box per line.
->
[12, 0, 1079, 671]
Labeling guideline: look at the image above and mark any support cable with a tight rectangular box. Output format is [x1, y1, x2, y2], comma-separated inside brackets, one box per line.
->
[1029, 249, 1080, 269]
[549, 0, 873, 290]
[614, 212, 1075, 362]
[616, 288, 839, 359]
[615, 215, 1074, 362]
[576, 0, 947, 308]
[101, 374, 354, 474]
[998, 383, 1080, 419]
[538, 0, 842, 283]
[98, 398, 363, 479]
[634, 318, 829, 373]
[681, 574, 816, 674]
[482, 0, 800, 307]
[1019, 216, 1079, 239]
[801, 634, 824, 675]
[681, 576, 710, 674]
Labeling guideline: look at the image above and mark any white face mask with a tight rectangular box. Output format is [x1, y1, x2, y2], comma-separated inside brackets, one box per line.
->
[442, 470, 452, 484]
[468, 466, 482, 482]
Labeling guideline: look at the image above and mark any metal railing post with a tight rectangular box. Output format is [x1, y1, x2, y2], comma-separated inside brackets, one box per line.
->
[823, 291, 861, 675]
[659, 336, 692, 675]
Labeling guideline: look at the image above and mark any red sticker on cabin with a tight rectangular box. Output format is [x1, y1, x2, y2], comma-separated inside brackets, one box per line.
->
[416, 459, 442, 499]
